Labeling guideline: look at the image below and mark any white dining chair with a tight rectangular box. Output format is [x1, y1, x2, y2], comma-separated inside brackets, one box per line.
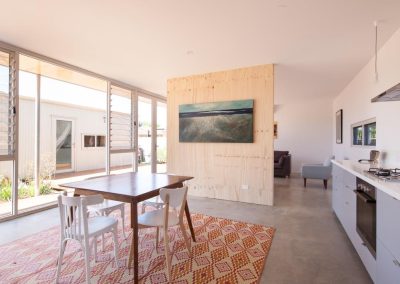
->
[129, 186, 191, 280]
[141, 196, 163, 213]
[88, 199, 127, 250]
[56, 194, 119, 284]
[141, 176, 186, 220]
[85, 176, 127, 242]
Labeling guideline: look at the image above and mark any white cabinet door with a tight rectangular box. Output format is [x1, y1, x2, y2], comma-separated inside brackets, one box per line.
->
[342, 186, 357, 243]
[377, 190, 400, 262]
[343, 170, 356, 190]
[377, 240, 400, 284]
[332, 165, 343, 216]
[353, 232, 377, 282]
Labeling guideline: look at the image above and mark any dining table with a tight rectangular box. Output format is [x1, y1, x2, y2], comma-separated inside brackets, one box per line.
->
[60, 172, 195, 283]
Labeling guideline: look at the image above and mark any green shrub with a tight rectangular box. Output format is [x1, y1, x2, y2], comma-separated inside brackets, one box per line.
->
[0, 182, 11, 201]
[40, 182, 53, 195]
[18, 183, 34, 199]
[157, 147, 167, 163]
[0, 177, 54, 201]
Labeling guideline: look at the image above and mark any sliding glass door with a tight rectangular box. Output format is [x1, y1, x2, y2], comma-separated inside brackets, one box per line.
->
[156, 101, 167, 173]
[138, 96, 152, 173]
[0, 43, 166, 221]
[0, 49, 17, 219]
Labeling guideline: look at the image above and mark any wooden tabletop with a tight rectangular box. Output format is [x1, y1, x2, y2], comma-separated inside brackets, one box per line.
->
[60, 172, 193, 202]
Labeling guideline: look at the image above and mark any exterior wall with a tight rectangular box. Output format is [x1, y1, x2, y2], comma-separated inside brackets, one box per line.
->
[167, 64, 274, 206]
[1, 98, 132, 178]
[274, 97, 333, 173]
[333, 27, 400, 168]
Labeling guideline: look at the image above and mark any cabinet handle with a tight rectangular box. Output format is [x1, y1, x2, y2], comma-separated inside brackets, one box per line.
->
[393, 260, 400, 267]
[393, 197, 399, 201]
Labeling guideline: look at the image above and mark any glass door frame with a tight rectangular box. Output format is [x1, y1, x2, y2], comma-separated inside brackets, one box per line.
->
[0, 40, 165, 222]
[0, 47, 19, 217]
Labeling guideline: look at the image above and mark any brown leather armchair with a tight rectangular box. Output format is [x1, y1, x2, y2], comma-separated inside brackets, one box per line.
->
[274, 151, 291, 178]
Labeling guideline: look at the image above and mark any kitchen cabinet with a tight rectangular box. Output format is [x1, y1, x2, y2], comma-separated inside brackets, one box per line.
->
[377, 240, 400, 284]
[332, 165, 356, 236]
[332, 164, 376, 282]
[377, 190, 400, 263]
[332, 160, 400, 283]
[332, 164, 343, 219]
[341, 183, 357, 243]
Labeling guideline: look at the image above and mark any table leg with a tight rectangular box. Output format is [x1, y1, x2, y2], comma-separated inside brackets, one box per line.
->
[128, 201, 139, 283]
[184, 201, 196, 242]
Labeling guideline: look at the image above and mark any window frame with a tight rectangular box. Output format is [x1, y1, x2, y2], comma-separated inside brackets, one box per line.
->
[351, 118, 376, 148]
[82, 134, 106, 149]
[364, 122, 376, 146]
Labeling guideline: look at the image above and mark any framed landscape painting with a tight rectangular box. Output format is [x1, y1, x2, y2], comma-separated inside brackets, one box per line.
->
[179, 99, 254, 143]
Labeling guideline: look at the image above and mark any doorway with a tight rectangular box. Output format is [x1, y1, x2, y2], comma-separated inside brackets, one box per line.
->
[54, 118, 75, 173]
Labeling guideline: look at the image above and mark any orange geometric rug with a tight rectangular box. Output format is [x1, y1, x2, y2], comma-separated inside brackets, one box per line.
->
[0, 210, 275, 283]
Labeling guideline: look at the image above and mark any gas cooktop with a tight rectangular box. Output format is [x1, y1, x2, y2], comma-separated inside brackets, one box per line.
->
[366, 167, 400, 181]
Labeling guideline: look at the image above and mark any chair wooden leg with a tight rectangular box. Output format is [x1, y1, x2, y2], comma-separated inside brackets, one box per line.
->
[323, 179, 328, 190]
[56, 239, 67, 283]
[93, 238, 98, 262]
[179, 221, 191, 256]
[112, 226, 119, 268]
[83, 239, 91, 284]
[155, 227, 160, 249]
[120, 206, 127, 239]
[303, 178, 307, 187]
[163, 227, 172, 280]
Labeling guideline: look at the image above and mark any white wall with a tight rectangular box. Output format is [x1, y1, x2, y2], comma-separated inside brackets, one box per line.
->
[333, 27, 400, 168]
[274, 97, 333, 173]
[1, 98, 132, 178]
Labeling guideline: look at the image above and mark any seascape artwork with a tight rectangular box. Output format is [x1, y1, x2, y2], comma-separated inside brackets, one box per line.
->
[179, 99, 254, 143]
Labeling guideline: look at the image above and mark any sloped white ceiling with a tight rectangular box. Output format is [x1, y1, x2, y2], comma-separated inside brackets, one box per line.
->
[1, 0, 400, 102]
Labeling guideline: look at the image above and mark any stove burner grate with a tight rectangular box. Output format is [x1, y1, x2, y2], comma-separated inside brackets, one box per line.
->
[367, 167, 400, 180]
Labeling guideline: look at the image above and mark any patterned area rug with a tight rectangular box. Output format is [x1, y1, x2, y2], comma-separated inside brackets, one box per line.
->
[0, 207, 275, 283]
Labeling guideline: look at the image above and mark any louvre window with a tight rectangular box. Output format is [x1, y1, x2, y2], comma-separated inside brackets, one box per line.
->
[0, 50, 16, 158]
[109, 85, 134, 152]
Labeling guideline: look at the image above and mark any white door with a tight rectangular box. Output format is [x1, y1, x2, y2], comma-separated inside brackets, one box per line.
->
[54, 118, 75, 173]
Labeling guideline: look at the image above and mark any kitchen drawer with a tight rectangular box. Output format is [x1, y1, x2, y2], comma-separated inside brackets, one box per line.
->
[343, 170, 356, 190]
[377, 190, 400, 262]
[332, 165, 344, 216]
[377, 240, 400, 284]
[354, 232, 377, 282]
[341, 186, 356, 240]
[332, 165, 344, 184]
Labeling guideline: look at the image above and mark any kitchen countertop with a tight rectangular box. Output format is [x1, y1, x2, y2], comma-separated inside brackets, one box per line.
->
[332, 160, 400, 201]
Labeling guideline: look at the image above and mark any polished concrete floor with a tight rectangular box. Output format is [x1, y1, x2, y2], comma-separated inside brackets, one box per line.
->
[0, 177, 371, 284]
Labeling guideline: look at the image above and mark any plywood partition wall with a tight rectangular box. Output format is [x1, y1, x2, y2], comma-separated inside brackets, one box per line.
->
[167, 64, 274, 205]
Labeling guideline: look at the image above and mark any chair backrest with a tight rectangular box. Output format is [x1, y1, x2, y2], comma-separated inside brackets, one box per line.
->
[58, 194, 104, 241]
[159, 186, 188, 218]
[323, 155, 335, 167]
